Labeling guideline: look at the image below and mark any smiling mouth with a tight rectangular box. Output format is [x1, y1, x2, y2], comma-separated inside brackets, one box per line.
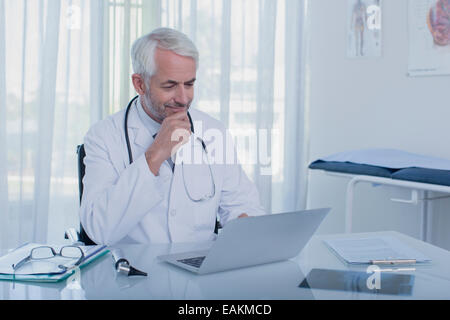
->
[165, 105, 189, 112]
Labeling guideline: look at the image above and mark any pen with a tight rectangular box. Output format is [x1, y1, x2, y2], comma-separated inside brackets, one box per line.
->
[370, 259, 416, 265]
[378, 267, 416, 272]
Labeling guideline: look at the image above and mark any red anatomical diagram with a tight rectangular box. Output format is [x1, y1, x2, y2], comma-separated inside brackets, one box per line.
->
[427, 0, 450, 46]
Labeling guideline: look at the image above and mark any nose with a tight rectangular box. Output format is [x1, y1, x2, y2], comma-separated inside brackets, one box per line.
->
[174, 85, 190, 106]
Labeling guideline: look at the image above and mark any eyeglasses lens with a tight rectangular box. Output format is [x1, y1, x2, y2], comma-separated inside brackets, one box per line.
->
[60, 247, 83, 259]
[31, 247, 54, 260]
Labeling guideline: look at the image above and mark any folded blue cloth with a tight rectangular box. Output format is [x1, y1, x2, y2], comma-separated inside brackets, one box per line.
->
[309, 160, 395, 178]
[392, 168, 450, 187]
[320, 149, 450, 171]
[310, 149, 450, 186]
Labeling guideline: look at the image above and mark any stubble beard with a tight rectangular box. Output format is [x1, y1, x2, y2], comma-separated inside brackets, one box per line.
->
[142, 92, 165, 123]
[142, 91, 192, 124]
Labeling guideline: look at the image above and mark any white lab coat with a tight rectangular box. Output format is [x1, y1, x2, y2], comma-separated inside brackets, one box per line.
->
[80, 99, 266, 245]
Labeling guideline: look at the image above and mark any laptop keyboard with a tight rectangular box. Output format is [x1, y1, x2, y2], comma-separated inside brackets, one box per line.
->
[177, 256, 206, 268]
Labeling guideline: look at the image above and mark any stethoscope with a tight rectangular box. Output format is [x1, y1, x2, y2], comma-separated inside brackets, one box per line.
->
[124, 96, 216, 202]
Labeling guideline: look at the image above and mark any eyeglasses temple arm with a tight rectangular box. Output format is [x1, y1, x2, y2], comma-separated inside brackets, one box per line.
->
[12, 255, 31, 271]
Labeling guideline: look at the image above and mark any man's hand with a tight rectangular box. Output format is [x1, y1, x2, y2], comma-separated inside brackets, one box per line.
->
[145, 111, 191, 175]
[238, 213, 249, 218]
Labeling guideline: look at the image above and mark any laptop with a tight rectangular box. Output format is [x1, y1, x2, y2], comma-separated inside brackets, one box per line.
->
[158, 208, 330, 275]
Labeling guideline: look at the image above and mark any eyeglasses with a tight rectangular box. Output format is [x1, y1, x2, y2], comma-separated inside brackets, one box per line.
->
[12, 245, 85, 272]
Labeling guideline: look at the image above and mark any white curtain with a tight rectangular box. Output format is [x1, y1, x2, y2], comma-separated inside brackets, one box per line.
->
[1, 0, 95, 248]
[0, 0, 8, 249]
[159, 0, 310, 213]
[0, 0, 309, 249]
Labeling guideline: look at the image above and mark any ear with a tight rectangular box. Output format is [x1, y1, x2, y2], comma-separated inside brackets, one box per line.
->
[132, 74, 146, 95]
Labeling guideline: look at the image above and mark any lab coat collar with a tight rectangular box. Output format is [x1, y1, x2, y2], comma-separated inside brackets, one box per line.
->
[125, 96, 142, 130]
[125, 96, 154, 149]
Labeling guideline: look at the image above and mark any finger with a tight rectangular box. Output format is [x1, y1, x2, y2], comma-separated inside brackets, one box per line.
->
[172, 120, 192, 132]
[167, 110, 189, 122]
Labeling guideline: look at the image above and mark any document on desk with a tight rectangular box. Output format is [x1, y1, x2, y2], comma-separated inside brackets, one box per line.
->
[324, 235, 431, 265]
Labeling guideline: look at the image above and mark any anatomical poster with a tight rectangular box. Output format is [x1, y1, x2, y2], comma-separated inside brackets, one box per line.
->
[408, 0, 450, 76]
[347, 0, 383, 58]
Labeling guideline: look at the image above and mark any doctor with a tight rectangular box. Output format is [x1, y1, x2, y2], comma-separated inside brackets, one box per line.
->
[80, 28, 266, 245]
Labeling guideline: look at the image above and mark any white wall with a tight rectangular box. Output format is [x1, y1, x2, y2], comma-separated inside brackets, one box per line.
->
[306, 0, 450, 250]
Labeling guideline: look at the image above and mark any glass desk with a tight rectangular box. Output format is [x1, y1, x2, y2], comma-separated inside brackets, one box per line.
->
[1, 231, 449, 300]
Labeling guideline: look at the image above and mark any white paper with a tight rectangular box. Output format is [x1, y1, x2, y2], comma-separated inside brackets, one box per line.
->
[325, 235, 431, 264]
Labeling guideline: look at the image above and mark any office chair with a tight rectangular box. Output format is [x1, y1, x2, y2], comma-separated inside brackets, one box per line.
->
[73, 144, 221, 245]
[76, 144, 97, 245]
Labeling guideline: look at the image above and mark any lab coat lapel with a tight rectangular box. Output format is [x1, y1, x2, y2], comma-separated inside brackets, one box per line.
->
[167, 144, 189, 242]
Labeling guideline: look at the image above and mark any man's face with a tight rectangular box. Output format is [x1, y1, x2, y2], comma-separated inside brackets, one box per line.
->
[143, 48, 196, 123]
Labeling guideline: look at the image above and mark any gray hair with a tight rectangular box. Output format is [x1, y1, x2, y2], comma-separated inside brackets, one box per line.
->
[131, 28, 199, 80]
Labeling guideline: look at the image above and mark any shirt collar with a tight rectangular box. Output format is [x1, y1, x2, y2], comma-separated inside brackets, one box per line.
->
[136, 96, 161, 138]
